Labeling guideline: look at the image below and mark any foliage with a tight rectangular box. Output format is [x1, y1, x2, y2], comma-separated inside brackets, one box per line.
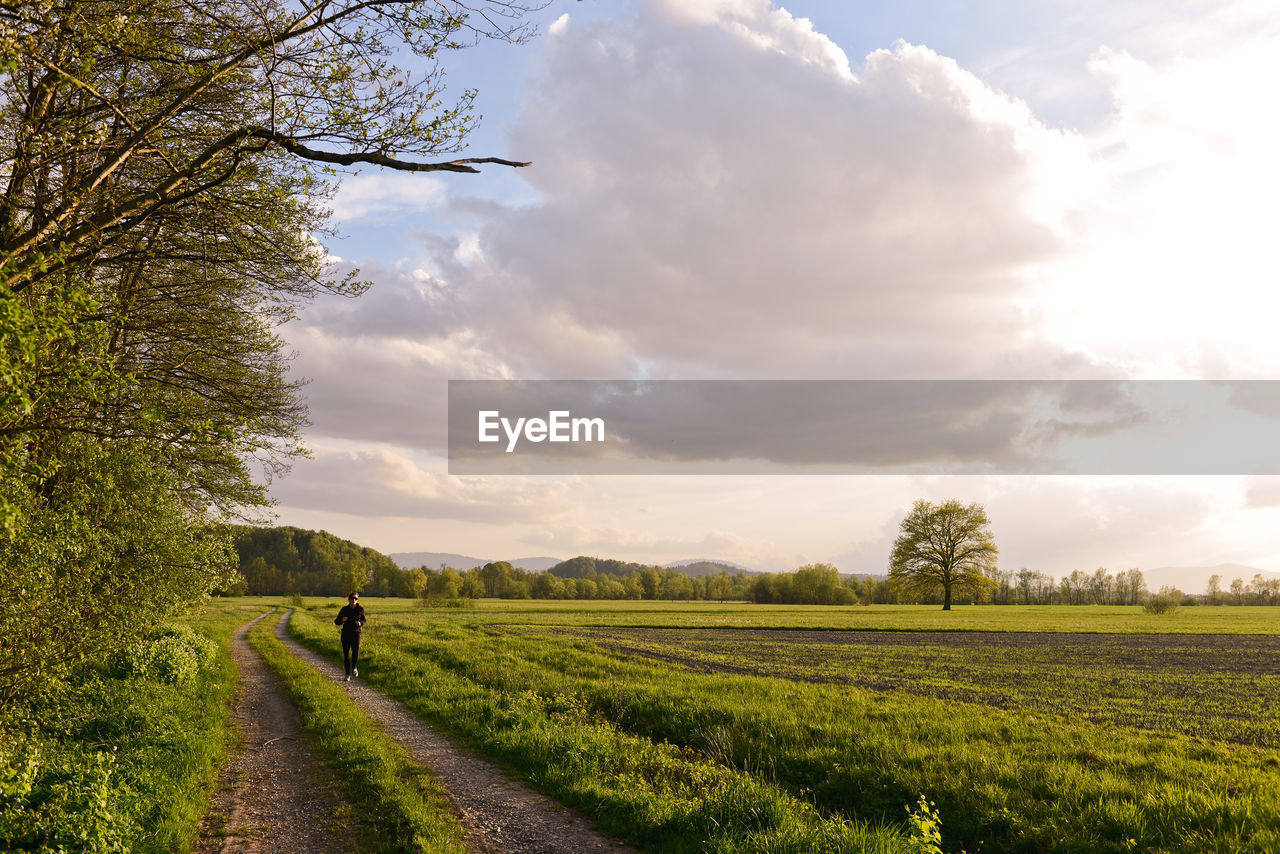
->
[248, 612, 468, 854]
[905, 797, 943, 854]
[889, 499, 999, 610]
[987, 566, 1148, 605]
[231, 525, 404, 596]
[1204, 573, 1280, 605]
[0, 0, 536, 296]
[0, 434, 236, 704]
[0, 605, 247, 854]
[108, 624, 220, 684]
[749, 563, 858, 605]
[0, 0, 534, 705]
[1144, 594, 1181, 615]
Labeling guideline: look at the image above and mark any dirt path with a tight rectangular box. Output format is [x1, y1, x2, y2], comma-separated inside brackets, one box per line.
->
[196, 613, 357, 854]
[276, 611, 638, 854]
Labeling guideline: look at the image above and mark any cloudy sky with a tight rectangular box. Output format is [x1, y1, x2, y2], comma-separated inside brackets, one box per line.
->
[268, 0, 1280, 577]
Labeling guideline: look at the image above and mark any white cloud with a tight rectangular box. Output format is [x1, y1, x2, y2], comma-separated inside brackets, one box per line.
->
[270, 443, 573, 524]
[330, 172, 446, 223]
[354, 0, 1096, 383]
[271, 0, 1280, 570]
[290, 0, 1108, 458]
[1036, 28, 1280, 377]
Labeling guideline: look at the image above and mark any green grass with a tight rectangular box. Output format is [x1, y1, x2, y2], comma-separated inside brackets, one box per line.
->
[563, 626, 1280, 747]
[225, 595, 1280, 634]
[247, 610, 469, 854]
[285, 604, 913, 853]
[280, 598, 1280, 854]
[0, 601, 265, 854]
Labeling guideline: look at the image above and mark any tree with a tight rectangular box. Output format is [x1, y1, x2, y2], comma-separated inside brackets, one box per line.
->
[0, 0, 535, 704]
[889, 499, 999, 611]
[1116, 568, 1147, 606]
[1206, 573, 1224, 605]
[0, 0, 535, 295]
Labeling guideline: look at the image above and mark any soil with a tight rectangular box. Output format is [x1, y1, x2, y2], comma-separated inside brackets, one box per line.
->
[276, 611, 637, 854]
[195, 613, 358, 854]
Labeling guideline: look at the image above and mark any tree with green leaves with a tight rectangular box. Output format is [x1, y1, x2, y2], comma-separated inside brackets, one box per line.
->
[889, 499, 999, 610]
[0, 0, 535, 705]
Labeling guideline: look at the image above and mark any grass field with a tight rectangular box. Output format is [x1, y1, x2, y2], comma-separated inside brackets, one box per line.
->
[277, 598, 1279, 854]
[299, 598, 1280, 634]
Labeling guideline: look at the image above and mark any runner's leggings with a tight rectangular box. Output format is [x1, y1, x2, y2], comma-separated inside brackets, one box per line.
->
[342, 633, 361, 673]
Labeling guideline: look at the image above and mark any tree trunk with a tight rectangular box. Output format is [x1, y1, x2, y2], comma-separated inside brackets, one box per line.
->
[943, 584, 952, 610]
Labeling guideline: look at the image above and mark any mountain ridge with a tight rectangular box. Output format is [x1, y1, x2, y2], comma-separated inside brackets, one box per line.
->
[388, 552, 562, 572]
[1142, 562, 1279, 593]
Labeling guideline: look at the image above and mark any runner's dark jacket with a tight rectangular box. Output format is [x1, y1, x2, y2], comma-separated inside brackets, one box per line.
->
[335, 603, 366, 637]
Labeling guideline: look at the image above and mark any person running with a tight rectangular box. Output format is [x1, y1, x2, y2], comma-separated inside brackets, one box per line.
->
[334, 592, 366, 681]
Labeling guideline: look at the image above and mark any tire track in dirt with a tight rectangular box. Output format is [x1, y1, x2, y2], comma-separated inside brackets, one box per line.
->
[276, 610, 637, 854]
[196, 612, 357, 854]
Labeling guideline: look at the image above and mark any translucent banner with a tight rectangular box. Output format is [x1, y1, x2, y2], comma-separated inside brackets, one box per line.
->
[447, 380, 1280, 474]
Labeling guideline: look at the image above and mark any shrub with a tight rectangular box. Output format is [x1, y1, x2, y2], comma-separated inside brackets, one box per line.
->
[1144, 595, 1180, 615]
[108, 625, 218, 683]
[153, 624, 218, 666]
[147, 637, 201, 684]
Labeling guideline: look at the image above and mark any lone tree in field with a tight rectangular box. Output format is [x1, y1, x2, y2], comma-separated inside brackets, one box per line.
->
[889, 499, 999, 610]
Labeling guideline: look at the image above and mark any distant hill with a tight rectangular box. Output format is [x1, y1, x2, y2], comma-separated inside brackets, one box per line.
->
[393, 552, 761, 578]
[1143, 563, 1280, 593]
[549, 556, 656, 578]
[389, 552, 561, 572]
[509, 557, 563, 571]
[547, 556, 760, 579]
[663, 559, 760, 576]
[232, 525, 402, 596]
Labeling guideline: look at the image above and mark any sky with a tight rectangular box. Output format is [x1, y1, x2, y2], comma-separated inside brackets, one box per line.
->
[266, 0, 1280, 578]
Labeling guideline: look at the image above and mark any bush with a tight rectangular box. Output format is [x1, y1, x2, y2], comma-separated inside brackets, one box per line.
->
[108, 625, 218, 683]
[153, 624, 218, 666]
[147, 637, 201, 684]
[1144, 595, 1180, 615]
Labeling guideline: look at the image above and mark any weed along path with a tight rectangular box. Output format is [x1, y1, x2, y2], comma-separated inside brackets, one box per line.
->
[197, 613, 357, 854]
[276, 610, 638, 854]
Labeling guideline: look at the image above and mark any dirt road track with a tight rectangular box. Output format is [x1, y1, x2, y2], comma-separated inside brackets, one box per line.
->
[276, 610, 637, 854]
[196, 612, 356, 854]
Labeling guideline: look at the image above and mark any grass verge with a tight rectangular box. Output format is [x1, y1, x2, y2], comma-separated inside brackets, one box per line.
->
[0, 601, 261, 853]
[247, 610, 468, 854]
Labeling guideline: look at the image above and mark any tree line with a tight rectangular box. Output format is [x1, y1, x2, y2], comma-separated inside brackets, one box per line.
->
[1204, 573, 1280, 606]
[229, 528, 1280, 608]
